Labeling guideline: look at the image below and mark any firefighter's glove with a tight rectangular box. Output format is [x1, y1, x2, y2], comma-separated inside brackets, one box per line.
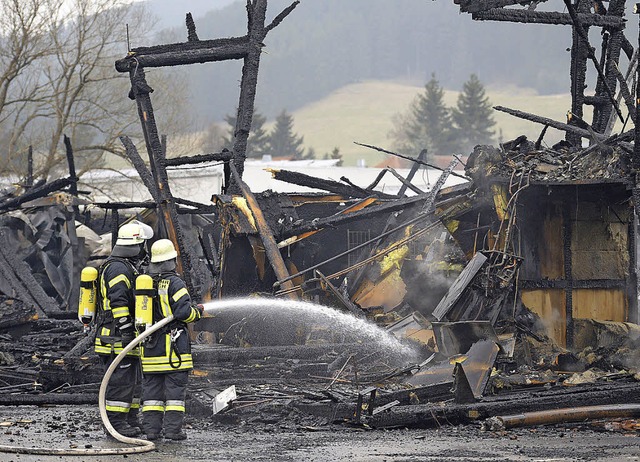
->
[120, 328, 135, 347]
[196, 304, 205, 317]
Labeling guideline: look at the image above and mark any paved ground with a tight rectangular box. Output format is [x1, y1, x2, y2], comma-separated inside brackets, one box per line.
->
[0, 405, 639, 461]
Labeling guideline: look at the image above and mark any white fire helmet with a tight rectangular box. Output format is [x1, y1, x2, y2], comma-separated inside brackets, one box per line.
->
[150, 239, 178, 263]
[115, 220, 154, 246]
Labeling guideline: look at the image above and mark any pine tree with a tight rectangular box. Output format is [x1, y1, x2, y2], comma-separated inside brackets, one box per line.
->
[451, 74, 496, 153]
[389, 74, 459, 159]
[330, 147, 343, 166]
[223, 110, 270, 159]
[322, 147, 343, 166]
[268, 110, 305, 160]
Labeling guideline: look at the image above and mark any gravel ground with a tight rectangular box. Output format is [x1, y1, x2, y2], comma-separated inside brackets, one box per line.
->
[0, 405, 639, 461]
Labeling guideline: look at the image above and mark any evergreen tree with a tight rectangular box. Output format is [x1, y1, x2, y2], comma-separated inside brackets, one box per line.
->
[451, 74, 496, 153]
[329, 147, 343, 166]
[322, 147, 343, 166]
[223, 110, 270, 159]
[268, 110, 305, 159]
[390, 74, 459, 159]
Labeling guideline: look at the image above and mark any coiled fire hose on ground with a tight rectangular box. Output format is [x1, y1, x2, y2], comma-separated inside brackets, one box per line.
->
[0, 315, 175, 456]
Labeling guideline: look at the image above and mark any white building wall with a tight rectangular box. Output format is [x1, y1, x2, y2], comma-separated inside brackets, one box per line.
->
[80, 159, 467, 203]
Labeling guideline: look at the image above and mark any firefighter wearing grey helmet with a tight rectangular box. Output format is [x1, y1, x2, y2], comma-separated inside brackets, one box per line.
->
[140, 239, 203, 441]
[94, 220, 154, 437]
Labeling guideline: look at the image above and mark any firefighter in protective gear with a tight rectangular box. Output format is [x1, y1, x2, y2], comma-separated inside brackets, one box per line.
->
[95, 220, 153, 437]
[141, 239, 203, 441]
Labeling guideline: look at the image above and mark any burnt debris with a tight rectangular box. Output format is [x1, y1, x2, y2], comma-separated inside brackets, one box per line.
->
[2, 0, 640, 436]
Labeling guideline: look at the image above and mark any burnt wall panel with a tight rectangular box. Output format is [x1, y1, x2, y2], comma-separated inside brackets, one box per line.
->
[572, 251, 626, 279]
[519, 191, 564, 281]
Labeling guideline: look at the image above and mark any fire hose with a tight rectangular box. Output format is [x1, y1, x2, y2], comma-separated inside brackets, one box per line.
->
[0, 315, 175, 456]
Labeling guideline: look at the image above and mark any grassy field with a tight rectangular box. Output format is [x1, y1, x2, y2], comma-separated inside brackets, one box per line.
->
[289, 80, 576, 167]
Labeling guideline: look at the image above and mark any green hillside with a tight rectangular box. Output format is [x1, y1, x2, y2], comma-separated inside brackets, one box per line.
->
[287, 80, 574, 167]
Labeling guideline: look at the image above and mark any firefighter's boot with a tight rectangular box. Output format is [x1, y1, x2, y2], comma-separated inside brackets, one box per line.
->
[127, 406, 142, 430]
[142, 410, 163, 441]
[107, 411, 141, 437]
[164, 410, 187, 440]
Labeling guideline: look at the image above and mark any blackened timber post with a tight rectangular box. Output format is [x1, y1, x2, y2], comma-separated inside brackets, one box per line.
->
[26, 146, 33, 189]
[563, 188, 574, 349]
[592, 0, 626, 132]
[397, 149, 427, 198]
[128, 67, 199, 299]
[227, 0, 269, 194]
[110, 208, 120, 250]
[228, 162, 298, 300]
[568, 0, 590, 146]
[636, 4, 640, 171]
[63, 135, 78, 198]
[632, 3, 640, 324]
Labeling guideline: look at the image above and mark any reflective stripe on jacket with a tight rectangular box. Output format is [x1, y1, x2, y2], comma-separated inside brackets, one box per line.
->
[141, 273, 201, 373]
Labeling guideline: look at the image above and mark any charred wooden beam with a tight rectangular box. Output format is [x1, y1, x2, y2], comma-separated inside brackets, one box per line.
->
[129, 67, 199, 299]
[0, 393, 97, 406]
[456, 0, 542, 13]
[314, 270, 365, 318]
[583, 95, 610, 106]
[63, 330, 96, 358]
[186, 12, 199, 42]
[174, 197, 215, 210]
[63, 135, 78, 198]
[563, 0, 624, 125]
[472, 9, 625, 28]
[636, 9, 640, 170]
[26, 146, 33, 188]
[360, 167, 424, 197]
[592, 0, 627, 131]
[229, 162, 297, 299]
[397, 149, 427, 197]
[354, 142, 470, 181]
[0, 231, 60, 317]
[567, 0, 590, 145]
[115, 38, 250, 72]
[367, 380, 640, 429]
[174, 197, 216, 214]
[281, 194, 431, 239]
[161, 150, 233, 167]
[493, 105, 604, 141]
[0, 177, 73, 212]
[229, 1, 268, 191]
[93, 201, 157, 209]
[120, 135, 160, 203]
[177, 207, 216, 215]
[226, 1, 300, 192]
[268, 168, 396, 199]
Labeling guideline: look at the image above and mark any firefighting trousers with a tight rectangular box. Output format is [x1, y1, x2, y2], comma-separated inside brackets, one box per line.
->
[100, 355, 141, 426]
[141, 371, 189, 435]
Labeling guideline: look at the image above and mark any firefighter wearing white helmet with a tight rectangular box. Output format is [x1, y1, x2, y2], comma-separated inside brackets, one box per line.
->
[95, 220, 153, 437]
[140, 238, 203, 441]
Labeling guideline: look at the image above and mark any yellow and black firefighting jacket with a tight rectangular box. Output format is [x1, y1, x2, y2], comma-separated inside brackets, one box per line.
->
[141, 272, 201, 373]
[94, 257, 139, 357]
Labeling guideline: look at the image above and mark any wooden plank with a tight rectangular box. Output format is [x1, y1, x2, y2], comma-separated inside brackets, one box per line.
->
[521, 289, 566, 347]
[573, 289, 627, 322]
[432, 252, 488, 321]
